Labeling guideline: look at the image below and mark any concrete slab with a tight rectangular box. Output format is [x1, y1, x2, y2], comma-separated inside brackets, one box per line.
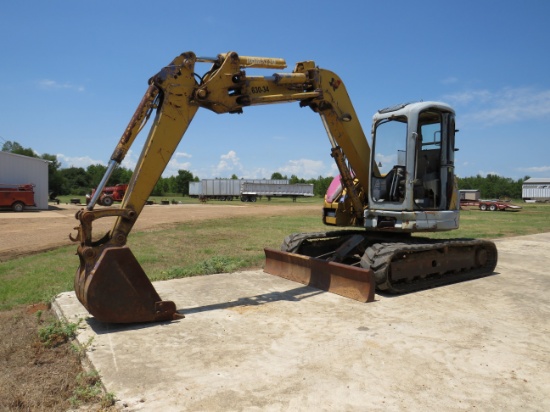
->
[53, 233, 550, 411]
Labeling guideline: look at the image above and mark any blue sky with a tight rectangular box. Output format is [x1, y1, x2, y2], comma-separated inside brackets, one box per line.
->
[1, 0, 549, 180]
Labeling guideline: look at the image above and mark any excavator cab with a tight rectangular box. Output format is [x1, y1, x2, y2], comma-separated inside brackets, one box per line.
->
[366, 102, 459, 232]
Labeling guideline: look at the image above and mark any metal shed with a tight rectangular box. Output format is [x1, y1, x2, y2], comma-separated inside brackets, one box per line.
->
[522, 178, 550, 203]
[0, 151, 49, 209]
[459, 189, 480, 201]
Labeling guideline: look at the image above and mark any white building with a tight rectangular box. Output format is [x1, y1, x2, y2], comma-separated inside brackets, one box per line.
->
[522, 178, 550, 203]
[0, 151, 49, 209]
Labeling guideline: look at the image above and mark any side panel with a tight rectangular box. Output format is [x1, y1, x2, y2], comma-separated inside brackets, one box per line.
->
[522, 184, 550, 201]
[363, 210, 459, 231]
[0, 189, 35, 207]
[189, 182, 202, 196]
[241, 183, 314, 196]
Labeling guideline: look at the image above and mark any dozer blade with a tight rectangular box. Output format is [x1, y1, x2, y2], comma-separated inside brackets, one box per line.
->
[263, 248, 375, 303]
[75, 246, 179, 323]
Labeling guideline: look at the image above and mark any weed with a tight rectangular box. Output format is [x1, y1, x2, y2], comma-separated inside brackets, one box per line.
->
[102, 391, 117, 408]
[69, 370, 115, 408]
[70, 336, 95, 359]
[38, 318, 80, 348]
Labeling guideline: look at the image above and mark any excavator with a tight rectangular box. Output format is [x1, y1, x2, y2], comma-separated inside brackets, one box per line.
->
[71, 51, 498, 323]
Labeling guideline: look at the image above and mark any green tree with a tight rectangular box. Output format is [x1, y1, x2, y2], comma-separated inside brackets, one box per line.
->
[59, 167, 90, 195]
[110, 166, 132, 185]
[311, 175, 333, 197]
[86, 164, 107, 187]
[165, 175, 177, 193]
[152, 178, 169, 196]
[457, 174, 525, 199]
[1, 140, 36, 157]
[41, 153, 63, 196]
[289, 174, 306, 184]
[175, 170, 196, 196]
[271, 172, 287, 180]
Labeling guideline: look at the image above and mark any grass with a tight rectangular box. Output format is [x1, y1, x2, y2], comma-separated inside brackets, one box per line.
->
[421, 202, 550, 239]
[0, 213, 326, 310]
[1, 201, 550, 311]
[0, 248, 75, 310]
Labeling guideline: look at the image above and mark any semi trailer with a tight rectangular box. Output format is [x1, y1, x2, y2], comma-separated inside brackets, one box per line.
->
[189, 179, 312, 201]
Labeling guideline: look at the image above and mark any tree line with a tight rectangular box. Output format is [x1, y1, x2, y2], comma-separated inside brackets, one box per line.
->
[457, 174, 527, 200]
[2, 140, 529, 199]
[1, 140, 199, 196]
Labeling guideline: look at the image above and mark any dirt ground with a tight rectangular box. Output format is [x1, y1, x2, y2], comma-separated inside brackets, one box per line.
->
[0, 201, 319, 410]
[0, 304, 119, 411]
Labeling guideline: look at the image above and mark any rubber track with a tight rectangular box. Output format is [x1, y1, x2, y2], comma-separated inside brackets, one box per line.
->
[360, 238, 498, 294]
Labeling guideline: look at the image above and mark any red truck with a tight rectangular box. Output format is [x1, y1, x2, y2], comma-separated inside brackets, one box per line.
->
[0, 183, 36, 212]
[89, 183, 128, 206]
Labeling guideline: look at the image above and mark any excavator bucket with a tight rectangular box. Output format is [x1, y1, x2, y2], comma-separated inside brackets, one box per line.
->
[263, 248, 375, 302]
[74, 246, 179, 323]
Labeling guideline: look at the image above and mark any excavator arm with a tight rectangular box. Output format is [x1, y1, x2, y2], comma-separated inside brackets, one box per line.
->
[72, 52, 375, 323]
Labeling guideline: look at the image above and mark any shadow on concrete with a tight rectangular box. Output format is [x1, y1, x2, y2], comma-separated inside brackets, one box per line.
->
[85, 285, 324, 334]
[182, 285, 325, 316]
[85, 317, 160, 334]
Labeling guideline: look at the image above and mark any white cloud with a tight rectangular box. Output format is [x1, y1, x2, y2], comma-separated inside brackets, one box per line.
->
[211, 150, 243, 177]
[328, 162, 339, 176]
[57, 153, 104, 168]
[277, 158, 327, 179]
[164, 158, 192, 177]
[57, 149, 336, 181]
[58, 149, 193, 178]
[38, 79, 85, 92]
[443, 87, 550, 126]
[191, 154, 334, 180]
[518, 165, 550, 173]
[244, 167, 271, 179]
[120, 149, 193, 177]
[120, 158, 135, 171]
[156, 151, 193, 176]
[374, 153, 397, 167]
[443, 89, 492, 105]
[175, 151, 192, 159]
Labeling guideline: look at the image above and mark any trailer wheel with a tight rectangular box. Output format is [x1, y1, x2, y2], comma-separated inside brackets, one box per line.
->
[12, 201, 25, 212]
[489, 204, 497, 211]
[479, 204, 487, 211]
[101, 196, 114, 207]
